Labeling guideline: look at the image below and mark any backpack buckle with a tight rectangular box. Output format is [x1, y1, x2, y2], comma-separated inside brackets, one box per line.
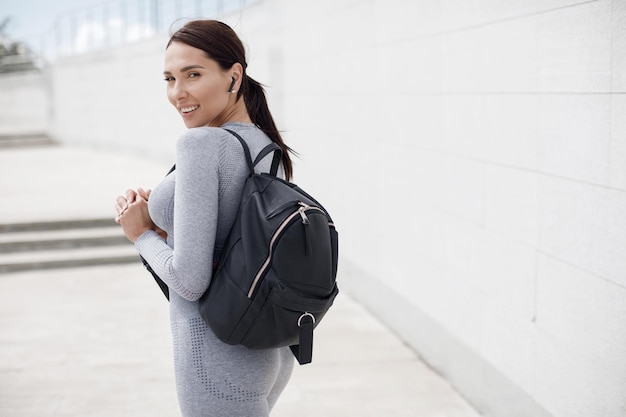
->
[298, 312, 316, 327]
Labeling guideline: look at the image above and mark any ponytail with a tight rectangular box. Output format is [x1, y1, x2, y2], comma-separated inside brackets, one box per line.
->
[241, 75, 293, 180]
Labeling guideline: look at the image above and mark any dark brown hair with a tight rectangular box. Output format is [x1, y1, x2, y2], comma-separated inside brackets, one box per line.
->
[167, 20, 293, 180]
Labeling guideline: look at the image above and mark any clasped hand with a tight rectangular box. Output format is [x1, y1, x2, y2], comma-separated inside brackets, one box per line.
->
[115, 188, 166, 242]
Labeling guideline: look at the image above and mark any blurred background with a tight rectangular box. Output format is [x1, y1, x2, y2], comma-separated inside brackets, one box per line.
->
[0, 1, 625, 416]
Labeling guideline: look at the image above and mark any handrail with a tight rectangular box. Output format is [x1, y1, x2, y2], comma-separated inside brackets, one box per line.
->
[17, 0, 258, 65]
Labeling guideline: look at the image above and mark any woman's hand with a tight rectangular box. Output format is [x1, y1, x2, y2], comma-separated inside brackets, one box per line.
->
[115, 188, 167, 242]
[114, 189, 139, 223]
[118, 196, 153, 242]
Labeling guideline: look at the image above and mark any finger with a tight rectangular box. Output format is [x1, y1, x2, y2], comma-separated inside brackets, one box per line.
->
[116, 195, 128, 208]
[115, 202, 129, 216]
[137, 187, 150, 200]
[125, 189, 138, 203]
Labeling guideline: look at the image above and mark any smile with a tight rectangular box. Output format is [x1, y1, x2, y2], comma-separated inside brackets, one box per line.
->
[181, 105, 199, 113]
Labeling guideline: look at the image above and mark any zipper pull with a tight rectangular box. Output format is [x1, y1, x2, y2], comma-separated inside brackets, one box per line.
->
[299, 206, 312, 256]
[299, 207, 310, 224]
[298, 202, 311, 224]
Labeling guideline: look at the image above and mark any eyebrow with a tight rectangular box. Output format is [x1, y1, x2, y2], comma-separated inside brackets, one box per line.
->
[163, 65, 206, 75]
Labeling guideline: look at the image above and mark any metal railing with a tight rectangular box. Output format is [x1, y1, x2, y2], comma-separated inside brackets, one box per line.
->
[20, 0, 257, 65]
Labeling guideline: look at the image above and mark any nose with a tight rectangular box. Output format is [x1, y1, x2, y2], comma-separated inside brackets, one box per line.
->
[169, 80, 188, 103]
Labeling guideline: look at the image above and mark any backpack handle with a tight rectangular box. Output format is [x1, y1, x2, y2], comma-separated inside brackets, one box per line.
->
[224, 128, 282, 177]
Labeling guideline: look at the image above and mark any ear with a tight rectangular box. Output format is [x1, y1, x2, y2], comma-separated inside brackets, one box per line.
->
[228, 62, 244, 92]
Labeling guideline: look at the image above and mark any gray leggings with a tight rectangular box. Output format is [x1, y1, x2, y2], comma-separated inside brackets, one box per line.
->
[171, 317, 294, 417]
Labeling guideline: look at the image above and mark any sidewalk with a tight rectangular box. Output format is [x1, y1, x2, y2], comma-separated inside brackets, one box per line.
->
[0, 144, 482, 417]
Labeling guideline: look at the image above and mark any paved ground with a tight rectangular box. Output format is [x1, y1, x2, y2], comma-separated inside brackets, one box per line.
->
[0, 144, 482, 417]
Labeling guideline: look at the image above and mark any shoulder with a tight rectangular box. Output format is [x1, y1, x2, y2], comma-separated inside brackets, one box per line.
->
[176, 127, 243, 164]
[175, 127, 248, 177]
[176, 127, 231, 152]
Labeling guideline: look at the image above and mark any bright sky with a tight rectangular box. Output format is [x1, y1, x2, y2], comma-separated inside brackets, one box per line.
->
[2, 0, 106, 39]
[2, 0, 241, 57]
[1, 0, 174, 57]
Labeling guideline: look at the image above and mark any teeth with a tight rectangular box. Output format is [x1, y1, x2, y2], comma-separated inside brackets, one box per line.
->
[181, 105, 199, 113]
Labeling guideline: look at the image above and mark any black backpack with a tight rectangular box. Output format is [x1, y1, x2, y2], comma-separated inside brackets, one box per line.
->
[199, 129, 339, 365]
[142, 129, 339, 365]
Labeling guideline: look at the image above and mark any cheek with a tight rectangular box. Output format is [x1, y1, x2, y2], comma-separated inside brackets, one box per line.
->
[198, 81, 225, 103]
[166, 87, 176, 106]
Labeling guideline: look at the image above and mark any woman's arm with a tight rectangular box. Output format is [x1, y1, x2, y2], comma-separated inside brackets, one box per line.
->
[133, 128, 222, 301]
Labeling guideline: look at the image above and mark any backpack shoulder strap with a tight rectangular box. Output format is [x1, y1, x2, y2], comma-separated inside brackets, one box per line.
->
[224, 128, 282, 177]
[224, 128, 254, 176]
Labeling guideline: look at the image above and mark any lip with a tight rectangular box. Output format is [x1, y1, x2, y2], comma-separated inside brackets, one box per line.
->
[179, 105, 199, 115]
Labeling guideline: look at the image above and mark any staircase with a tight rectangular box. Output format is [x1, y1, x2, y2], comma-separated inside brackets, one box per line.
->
[0, 132, 57, 148]
[0, 218, 139, 273]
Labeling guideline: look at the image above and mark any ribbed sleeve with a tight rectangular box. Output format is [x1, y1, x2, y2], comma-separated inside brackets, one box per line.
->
[135, 128, 221, 301]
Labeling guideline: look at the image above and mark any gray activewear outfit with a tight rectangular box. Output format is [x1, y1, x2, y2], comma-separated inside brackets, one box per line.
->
[134, 123, 294, 417]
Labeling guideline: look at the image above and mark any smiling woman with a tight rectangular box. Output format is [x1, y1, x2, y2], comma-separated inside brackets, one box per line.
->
[114, 20, 296, 417]
[163, 42, 251, 129]
[164, 19, 293, 179]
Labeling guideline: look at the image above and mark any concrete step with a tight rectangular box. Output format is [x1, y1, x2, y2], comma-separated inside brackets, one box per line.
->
[0, 218, 116, 233]
[0, 218, 139, 273]
[0, 245, 139, 273]
[0, 133, 57, 149]
[0, 226, 129, 253]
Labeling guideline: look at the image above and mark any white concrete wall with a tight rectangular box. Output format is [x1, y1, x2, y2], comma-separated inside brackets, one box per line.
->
[236, 1, 626, 417]
[0, 70, 50, 135]
[48, 36, 184, 162]
[2, 1, 625, 416]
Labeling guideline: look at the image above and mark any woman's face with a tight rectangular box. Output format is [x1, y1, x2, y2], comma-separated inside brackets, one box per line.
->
[164, 41, 234, 128]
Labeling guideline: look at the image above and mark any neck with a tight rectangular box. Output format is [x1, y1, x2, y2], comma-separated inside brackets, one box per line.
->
[209, 96, 252, 127]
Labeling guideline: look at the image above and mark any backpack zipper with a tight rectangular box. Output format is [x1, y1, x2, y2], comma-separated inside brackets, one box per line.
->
[247, 202, 326, 298]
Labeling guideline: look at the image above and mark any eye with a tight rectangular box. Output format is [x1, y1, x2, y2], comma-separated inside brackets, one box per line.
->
[188, 72, 200, 79]
[163, 76, 174, 82]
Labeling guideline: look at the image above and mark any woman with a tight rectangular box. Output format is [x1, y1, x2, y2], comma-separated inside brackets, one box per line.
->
[115, 20, 294, 416]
